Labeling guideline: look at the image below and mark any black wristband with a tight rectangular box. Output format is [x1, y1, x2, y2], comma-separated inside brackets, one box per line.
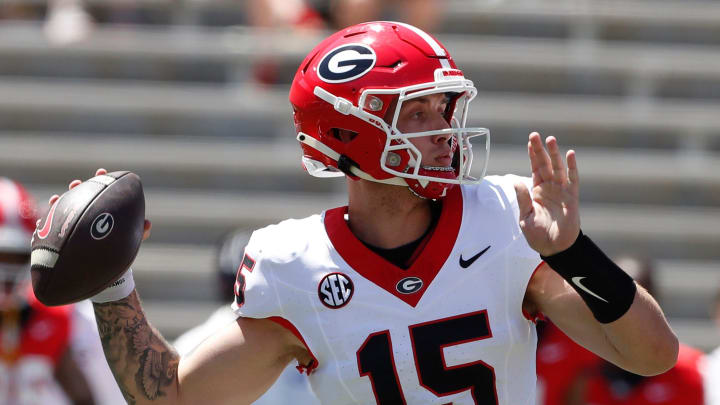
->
[540, 231, 637, 324]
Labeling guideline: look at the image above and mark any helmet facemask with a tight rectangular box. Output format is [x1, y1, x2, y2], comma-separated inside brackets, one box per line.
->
[299, 70, 490, 199]
[376, 77, 490, 198]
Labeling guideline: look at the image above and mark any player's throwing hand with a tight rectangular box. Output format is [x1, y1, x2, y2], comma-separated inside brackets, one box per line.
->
[514, 132, 580, 256]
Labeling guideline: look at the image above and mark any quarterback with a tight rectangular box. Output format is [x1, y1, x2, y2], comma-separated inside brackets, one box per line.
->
[54, 22, 678, 404]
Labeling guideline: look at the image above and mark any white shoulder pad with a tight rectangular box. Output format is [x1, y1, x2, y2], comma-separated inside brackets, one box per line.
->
[460, 175, 532, 215]
[463, 175, 538, 260]
[230, 215, 321, 319]
[478, 174, 532, 218]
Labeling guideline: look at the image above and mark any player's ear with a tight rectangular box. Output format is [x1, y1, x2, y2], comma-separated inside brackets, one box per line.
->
[331, 128, 358, 144]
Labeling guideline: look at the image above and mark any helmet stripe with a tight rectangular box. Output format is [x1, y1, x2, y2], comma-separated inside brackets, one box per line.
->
[394, 22, 451, 69]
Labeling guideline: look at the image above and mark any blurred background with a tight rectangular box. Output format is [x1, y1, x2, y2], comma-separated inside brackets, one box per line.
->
[2, 0, 719, 373]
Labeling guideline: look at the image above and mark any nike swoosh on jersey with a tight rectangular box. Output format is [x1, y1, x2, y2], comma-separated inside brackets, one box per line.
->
[459, 245, 491, 268]
[571, 276, 609, 303]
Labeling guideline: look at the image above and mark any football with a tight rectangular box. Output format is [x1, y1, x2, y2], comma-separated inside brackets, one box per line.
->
[30, 171, 145, 306]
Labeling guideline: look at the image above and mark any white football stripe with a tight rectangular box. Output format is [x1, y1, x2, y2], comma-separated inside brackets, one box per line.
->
[395, 22, 451, 69]
[90, 174, 116, 186]
[32, 248, 60, 268]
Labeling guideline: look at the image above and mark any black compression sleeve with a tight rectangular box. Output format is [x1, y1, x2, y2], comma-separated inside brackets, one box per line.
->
[540, 231, 637, 324]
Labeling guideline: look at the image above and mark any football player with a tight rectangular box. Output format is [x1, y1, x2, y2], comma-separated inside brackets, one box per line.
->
[0, 177, 96, 405]
[704, 284, 720, 405]
[57, 22, 678, 404]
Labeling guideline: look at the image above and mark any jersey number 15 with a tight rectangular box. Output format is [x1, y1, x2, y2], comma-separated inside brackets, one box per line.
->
[356, 310, 498, 404]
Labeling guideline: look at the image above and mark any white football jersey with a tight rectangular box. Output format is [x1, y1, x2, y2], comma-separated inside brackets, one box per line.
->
[705, 346, 720, 405]
[232, 175, 542, 405]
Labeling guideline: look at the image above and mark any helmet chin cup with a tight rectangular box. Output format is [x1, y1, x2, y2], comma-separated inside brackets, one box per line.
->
[405, 166, 457, 199]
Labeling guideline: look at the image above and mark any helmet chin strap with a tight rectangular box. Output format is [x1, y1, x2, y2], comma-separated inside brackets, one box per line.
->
[297, 133, 406, 186]
[298, 131, 457, 199]
[305, 85, 473, 197]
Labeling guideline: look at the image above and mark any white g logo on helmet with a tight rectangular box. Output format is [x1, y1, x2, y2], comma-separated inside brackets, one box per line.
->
[317, 44, 376, 83]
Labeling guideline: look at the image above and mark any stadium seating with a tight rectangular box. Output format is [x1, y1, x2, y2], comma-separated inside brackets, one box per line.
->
[2, 0, 718, 349]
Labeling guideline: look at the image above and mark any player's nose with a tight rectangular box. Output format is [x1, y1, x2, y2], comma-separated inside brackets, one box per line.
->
[429, 114, 451, 144]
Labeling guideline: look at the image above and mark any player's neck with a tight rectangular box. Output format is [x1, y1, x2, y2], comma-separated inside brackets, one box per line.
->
[345, 179, 433, 249]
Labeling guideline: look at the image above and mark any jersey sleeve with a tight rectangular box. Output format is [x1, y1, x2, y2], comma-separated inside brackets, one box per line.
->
[486, 174, 540, 260]
[228, 223, 321, 372]
[478, 175, 544, 321]
[230, 229, 283, 319]
[504, 174, 546, 317]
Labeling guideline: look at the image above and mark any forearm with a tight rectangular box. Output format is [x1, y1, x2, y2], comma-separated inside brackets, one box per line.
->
[537, 232, 678, 374]
[530, 266, 677, 376]
[601, 287, 678, 376]
[93, 290, 180, 405]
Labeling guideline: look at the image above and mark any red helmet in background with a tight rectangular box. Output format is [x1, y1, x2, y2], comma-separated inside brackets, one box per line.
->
[290, 21, 489, 199]
[0, 177, 37, 304]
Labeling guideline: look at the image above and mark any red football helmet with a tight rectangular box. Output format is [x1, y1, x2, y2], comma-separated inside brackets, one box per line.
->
[0, 177, 37, 304]
[290, 21, 489, 199]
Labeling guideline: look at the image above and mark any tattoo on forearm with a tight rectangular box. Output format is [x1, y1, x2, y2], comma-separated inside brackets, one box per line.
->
[93, 292, 179, 404]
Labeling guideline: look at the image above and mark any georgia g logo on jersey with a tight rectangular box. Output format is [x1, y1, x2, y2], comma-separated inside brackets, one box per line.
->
[317, 43, 376, 83]
[318, 272, 354, 308]
[396, 277, 423, 294]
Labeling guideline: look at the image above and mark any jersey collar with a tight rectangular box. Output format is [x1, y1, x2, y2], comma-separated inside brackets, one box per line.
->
[324, 186, 463, 307]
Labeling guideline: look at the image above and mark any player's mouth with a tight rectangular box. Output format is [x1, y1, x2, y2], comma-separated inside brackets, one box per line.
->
[434, 153, 452, 167]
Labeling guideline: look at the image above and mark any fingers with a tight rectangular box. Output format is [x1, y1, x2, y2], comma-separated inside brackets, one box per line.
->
[528, 141, 541, 187]
[567, 150, 578, 182]
[142, 219, 152, 241]
[529, 132, 553, 186]
[528, 132, 575, 186]
[546, 136, 567, 184]
[513, 181, 533, 224]
[50, 168, 108, 206]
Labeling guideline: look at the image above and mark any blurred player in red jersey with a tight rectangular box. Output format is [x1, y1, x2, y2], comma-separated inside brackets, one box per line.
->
[537, 256, 704, 405]
[0, 177, 95, 405]
[705, 284, 720, 405]
[56, 22, 678, 405]
[536, 321, 602, 404]
[565, 345, 704, 405]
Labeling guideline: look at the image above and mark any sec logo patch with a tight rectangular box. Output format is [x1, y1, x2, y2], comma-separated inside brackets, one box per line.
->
[318, 272, 354, 308]
[317, 43, 376, 83]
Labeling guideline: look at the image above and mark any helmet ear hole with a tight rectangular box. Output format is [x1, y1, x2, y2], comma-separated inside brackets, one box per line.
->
[444, 92, 461, 124]
[331, 128, 358, 144]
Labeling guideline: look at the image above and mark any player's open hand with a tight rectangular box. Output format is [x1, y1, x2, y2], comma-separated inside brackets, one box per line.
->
[46, 168, 152, 241]
[514, 133, 580, 256]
